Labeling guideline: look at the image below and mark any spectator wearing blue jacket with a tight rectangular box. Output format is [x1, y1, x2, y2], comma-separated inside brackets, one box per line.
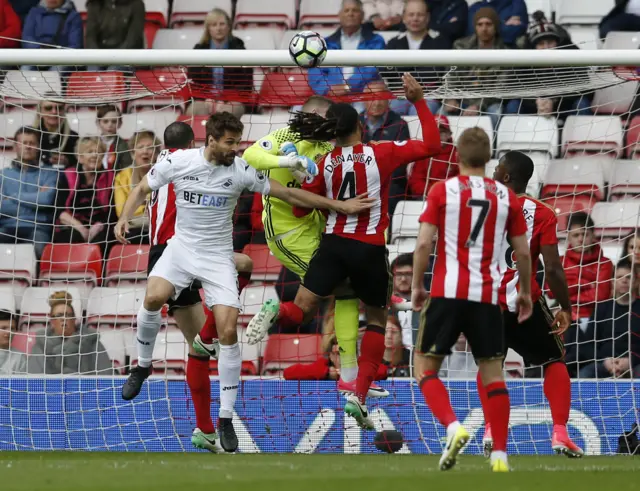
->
[427, 0, 468, 42]
[308, 0, 385, 97]
[0, 127, 65, 257]
[21, 0, 83, 72]
[467, 0, 527, 47]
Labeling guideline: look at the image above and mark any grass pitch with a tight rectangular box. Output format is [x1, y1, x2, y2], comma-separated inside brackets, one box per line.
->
[1, 452, 638, 491]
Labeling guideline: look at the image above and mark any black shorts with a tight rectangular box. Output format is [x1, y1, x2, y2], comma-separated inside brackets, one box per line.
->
[302, 234, 391, 308]
[148, 244, 202, 313]
[417, 297, 505, 360]
[503, 297, 565, 366]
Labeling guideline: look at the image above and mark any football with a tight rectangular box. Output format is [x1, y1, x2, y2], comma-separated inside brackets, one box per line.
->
[373, 430, 404, 453]
[288, 31, 327, 68]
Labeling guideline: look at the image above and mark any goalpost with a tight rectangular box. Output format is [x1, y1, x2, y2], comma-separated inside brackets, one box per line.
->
[0, 48, 638, 455]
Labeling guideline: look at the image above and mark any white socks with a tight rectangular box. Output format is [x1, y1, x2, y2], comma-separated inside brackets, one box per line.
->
[136, 306, 162, 368]
[340, 366, 358, 383]
[218, 342, 241, 419]
[446, 421, 461, 439]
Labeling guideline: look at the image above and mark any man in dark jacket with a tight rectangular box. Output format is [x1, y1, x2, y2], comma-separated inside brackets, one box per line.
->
[466, 0, 528, 47]
[427, 0, 468, 41]
[600, 0, 640, 40]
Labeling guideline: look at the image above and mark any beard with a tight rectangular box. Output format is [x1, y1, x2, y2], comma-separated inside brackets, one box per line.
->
[215, 151, 236, 166]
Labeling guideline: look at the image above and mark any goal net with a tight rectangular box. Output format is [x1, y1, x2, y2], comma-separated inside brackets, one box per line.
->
[0, 49, 638, 455]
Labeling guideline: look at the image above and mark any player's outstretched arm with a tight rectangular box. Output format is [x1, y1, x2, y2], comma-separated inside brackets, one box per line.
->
[540, 243, 572, 334]
[243, 136, 301, 171]
[267, 178, 376, 215]
[411, 222, 437, 312]
[115, 175, 152, 244]
[509, 233, 533, 323]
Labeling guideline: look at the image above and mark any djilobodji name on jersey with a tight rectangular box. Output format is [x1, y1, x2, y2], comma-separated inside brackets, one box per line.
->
[183, 191, 229, 207]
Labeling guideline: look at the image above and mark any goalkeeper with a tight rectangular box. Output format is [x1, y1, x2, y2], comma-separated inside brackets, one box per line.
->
[196, 96, 387, 397]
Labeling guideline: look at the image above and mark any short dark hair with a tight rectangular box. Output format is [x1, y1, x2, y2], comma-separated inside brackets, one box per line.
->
[205, 112, 244, 143]
[96, 104, 122, 120]
[617, 258, 633, 271]
[14, 126, 41, 143]
[289, 102, 359, 141]
[0, 309, 16, 326]
[567, 211, 594, 231]
[391, 253, 413, 271]
[164, 121, 195, 149]
[500, 151, 534, 187]
[457, 127, 491, 168]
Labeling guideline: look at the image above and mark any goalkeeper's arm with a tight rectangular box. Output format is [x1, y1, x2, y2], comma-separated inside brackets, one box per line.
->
[243, 136, 300, 171]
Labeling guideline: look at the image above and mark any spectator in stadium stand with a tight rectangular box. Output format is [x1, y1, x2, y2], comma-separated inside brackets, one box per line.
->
[390, 253, 416, 348]
[54, 136, 115, 251]
[622, 230, 640, 295]
[363, 0, 403, 31]
[27, 291, 113, 375]
[0, 0, 21, 49]
[556, 212, 613, 377]
[599, 0, 640, 40]
[8, 0, 38, 24]
[445, 7, 508, 128]
[426, 0, 468, 42]
[186, 8, 253, 119]
[95, 105, 131, 171]
[407, 114, 459, 198]
[114, 131, 161, 245]
[85, 0, 145, 71]
[0, 310, 26, 375]
[308, 0, 385, 98]
[0, 127, 66, 258]
[466, 0, 528, 47]
[21, 0, 83, 70]
[33, 95, 79, 168]
[382, 314, 410, 377]
[578, 259, 640, 379]
[506, 12, 593, 118]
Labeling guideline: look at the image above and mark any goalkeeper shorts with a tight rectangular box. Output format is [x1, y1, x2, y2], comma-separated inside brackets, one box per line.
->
[267, 222, 322, 279]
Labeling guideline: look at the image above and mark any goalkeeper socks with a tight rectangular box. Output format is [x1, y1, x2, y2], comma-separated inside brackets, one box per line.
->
[199, 307, 218, 345]
[544, 361, 571, 427]
[355, 325, 386, 404]
[485, 381, 510, 452]
[186, 354, 215, 434]
[278, 301, 304, 330]
[334, 298, 359, 383]
[419, 370, 457, 427]
[218, 342, 241, 420]
[136, 305, 162, 368]
[476, 371, 489, 421]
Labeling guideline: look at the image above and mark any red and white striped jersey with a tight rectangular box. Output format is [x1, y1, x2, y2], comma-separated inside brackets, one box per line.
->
[420, 176, 527, 304]
[499, 195, 558, 312]
[148, 149, 177, 246]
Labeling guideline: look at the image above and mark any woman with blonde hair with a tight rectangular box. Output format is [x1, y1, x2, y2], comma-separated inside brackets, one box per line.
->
[33, 93, 79, 168]
[54, 136, 115, 249]
[186, 8, 253, 118]
[27, 291, 113, 375]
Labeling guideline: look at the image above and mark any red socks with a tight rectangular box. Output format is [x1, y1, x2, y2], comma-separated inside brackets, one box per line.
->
[355, 325, 386, 404]
[278, 301, 304, 329]
[186, 354, 214, 434]
[200, 272, 251, 344]
[419, 370, 457, 427]
[485, 381, 510, 452]
[544, 362, 571, 427]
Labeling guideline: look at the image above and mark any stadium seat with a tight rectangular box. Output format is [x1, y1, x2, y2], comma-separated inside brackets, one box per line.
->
[387, 241, 416, 267]
[233, 28, 277, 51]
[406, 115, 494, 154]
[565, 26, 600, 49]
[74, 0, 88, 15]
[262, 334, 322, 374]
[234, 0, 296, 29]
[496, 116, 559, 157]
[144, 0, 169, 26]
[602, 31, 640, 50]
[562, 116, 623, 157]
[20, 286, 83, 329]
[104, 245, 150, 286]
[128, 68, 189, 112]
[540, 158, 606, 200]
[298, 0, 342, 29]
[0, 150, 16, 170]
[542, 195, 597, 236]
[609, 160, 640, 200]
[170, 0, 232, 26]
[240, 113, 290, 144]
[119, 111, 179, 140]
[39, 244, 103, 287]
[66, 111, 97, 137]
[0, 110, 36, 147]
[152, 27, 202, 50]
[591, 201, 640, 238]
[66, 72, 127, 103]
[601, 239, 624, 263]
[391, 200, 424, 244]
[10, 331, 36, 354]
[242, 244, 282, 282]
[0, 243, 36, 286]
[625, 116, 640, 158]
[177, 114, 208, 143]
[97, 327, 127, 372]
[0, 285, 16, 313]
[259, 71, 313, 106]
[556, 0, 614, 25]
[593, 81, 637, 115]
[2, 71, 63, 107]
[86, 286, 145, 328]
[525, 0, 553, 20]
[125, 326, 187, 373]
[278, 29, 336, 50]
[239, 284, 278, 325]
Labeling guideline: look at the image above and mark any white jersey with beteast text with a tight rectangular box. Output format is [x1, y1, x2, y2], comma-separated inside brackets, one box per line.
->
[146, 147, 271, 258]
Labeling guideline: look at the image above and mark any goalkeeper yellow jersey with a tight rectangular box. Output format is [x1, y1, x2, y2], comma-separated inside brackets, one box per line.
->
[243, 127, 333, 240]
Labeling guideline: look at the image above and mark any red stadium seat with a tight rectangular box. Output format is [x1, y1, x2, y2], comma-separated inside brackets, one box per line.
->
[39, 244, 103, 286]
[242, 244, 282, 281]
[130, 68, 189, 94]
[11, 332, 36, 354]
[105, 245, 150, 286]
[541, 195, 596, 236]
[66, 71, 127, 104]
[177, 115, 208, 144]
[144, 22, 162, 48]
[259, 71, 313, 107]
[262, 334, 322, 374]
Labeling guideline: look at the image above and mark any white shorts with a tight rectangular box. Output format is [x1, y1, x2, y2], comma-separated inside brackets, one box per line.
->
[149, 239, 240, 309]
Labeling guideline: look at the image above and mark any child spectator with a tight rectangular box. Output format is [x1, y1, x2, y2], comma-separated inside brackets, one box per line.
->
[96, 105, 131, 170]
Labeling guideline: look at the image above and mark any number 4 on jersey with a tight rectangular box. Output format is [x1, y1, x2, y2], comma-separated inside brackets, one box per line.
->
[466, 198, 490, 247]
[337, 171, 356, 200]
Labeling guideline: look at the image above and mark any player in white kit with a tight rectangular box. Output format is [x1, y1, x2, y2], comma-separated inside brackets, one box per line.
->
[114, 112, 375, 452]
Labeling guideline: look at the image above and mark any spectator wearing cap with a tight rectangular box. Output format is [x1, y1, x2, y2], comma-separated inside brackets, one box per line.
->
[407, 114, 459, 198]
[308, 0, 385, 97]
[505, 12, 593, 118]
[363, 0, 403, 31]
[600, 0, 640, 40]
[445, 7, 509, 127]
[427, 0, 468, 42]
[467, 0, 528, 47]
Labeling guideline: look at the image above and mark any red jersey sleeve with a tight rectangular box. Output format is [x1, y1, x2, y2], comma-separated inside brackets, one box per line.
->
[418, 181, 445, 226]
[506, 190, 527, 237]
[539, 212, 559, 247]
